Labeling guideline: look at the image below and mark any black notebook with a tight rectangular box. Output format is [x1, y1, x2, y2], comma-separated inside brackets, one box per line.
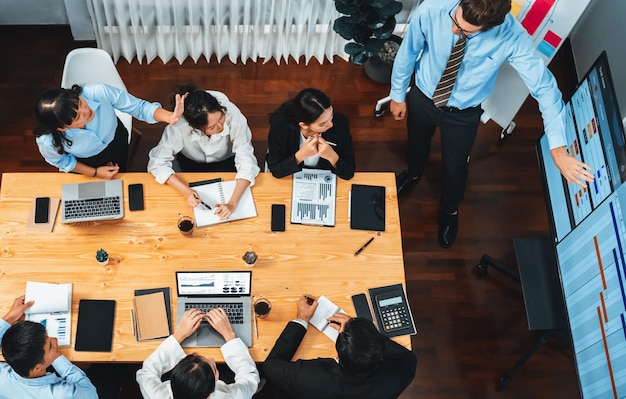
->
[75, 299, 116, 352]
[350, 184, 385, 231]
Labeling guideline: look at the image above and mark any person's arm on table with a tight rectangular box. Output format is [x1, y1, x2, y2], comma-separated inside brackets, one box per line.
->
[136, 309, 203, 399]
[214, 178, 251, 219]
[72, 161, 120, 179]
[206, 308, 259, 396]
[263, 295, 318, 395]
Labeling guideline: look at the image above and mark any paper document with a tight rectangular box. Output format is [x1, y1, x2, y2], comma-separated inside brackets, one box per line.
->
[309, 295, 346, 342]
[25, 281, 72, 346]
[193, 180, 257, 227]
[291, 169, 336, 226]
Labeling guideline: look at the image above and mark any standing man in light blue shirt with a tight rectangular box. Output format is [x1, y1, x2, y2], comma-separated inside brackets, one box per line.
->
[0, 296, 98, 399]
[390, 0, 595, 248]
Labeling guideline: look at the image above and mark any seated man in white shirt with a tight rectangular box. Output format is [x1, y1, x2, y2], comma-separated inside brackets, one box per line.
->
[148, 84, 260, 221]
[0, 296, 98, 399]
[136, 308, 259, 399]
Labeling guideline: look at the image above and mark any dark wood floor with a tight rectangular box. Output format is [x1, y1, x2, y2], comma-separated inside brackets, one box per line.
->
[0, 26, 581, 398]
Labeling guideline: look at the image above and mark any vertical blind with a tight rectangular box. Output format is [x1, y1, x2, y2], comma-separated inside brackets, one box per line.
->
[86, 0, 350, 64]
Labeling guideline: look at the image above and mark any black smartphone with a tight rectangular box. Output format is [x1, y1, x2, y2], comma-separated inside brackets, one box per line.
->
[128, 183, 144, 211]
[34, 197, 50, 224]
[271, 204, 286, 232]
[351, 293, 373, 322]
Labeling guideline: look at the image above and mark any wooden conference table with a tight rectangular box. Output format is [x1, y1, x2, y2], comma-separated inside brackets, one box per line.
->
[0, 172, 409, 362]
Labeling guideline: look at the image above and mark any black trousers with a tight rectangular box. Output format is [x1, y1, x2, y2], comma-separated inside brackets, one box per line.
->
[176, 153, 236, 172]
[405, 86, 483, 213]
[76, 118, 129, 172]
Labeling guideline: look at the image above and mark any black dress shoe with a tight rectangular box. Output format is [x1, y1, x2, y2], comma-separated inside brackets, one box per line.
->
[396, 170, 420, 195]
[438, 211, 458, 249]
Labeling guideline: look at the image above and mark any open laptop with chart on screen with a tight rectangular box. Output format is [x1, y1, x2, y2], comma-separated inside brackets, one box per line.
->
[175, 271, 252, 348]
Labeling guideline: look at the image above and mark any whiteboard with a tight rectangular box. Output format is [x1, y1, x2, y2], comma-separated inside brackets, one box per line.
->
[480, 0, 591, 131]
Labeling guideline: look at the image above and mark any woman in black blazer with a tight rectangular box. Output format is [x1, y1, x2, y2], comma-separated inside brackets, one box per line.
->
[266, 88, 355, 179]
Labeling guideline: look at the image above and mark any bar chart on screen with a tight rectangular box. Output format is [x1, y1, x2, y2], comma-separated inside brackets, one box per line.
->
[556, 189, 626, 399]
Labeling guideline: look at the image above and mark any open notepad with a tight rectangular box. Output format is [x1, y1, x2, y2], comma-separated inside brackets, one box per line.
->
[25, 281, 72, 347]
[309, 296, 346, 342]
[192, 180, 257, 227]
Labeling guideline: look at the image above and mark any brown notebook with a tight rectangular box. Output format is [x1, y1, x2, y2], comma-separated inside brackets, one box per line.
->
[133, 292, 170, 341]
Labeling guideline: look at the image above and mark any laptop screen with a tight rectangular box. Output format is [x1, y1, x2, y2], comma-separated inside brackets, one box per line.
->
[176, 271, 252, 297]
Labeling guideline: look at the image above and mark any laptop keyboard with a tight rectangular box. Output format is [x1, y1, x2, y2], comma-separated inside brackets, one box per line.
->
[64, 196, 121, 220]
[185, 302, 245, 324]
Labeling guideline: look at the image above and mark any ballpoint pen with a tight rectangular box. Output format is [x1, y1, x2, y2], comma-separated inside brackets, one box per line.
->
[194, 194, 212, 210]
[354, 237, 375, 256]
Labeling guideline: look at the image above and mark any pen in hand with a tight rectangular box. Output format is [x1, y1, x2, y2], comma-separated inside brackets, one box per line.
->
[354, 237, 375, 256]
[194, 194, 212, 210]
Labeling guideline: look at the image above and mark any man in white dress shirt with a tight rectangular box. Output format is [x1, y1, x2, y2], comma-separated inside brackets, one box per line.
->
[136, 308, 259, 399]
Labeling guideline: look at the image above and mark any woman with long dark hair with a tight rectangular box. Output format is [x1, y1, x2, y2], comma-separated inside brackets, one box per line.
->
[34, 83, 183, 178]
[266, 88, 355, 179]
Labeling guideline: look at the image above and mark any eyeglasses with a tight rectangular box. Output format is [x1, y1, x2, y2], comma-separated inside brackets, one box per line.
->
[449, 7, 482, 40]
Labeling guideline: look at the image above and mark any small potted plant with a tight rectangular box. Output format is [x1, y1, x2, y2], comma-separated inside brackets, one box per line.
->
[242, 251, 258, 268]
[333, 0, 404, 83]
[95, 248, 109, 266]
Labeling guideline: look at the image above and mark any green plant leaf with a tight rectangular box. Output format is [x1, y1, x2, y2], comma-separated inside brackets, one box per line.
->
[334, 1, 359, 15]
[378, 1, 403, 17]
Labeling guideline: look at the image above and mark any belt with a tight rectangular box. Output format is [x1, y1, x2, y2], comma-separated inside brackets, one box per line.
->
[414, 86, 481, 113]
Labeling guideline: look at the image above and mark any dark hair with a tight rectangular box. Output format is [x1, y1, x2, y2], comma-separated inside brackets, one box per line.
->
[1, 321, 48, 377]
[33, 84, 83, 154]
[335, 318, 385, 376]
[173, 84, 227, 130]
[460, 0, 511, 31]
[170, 354, 216, 399]
[269, 88, 332, 129]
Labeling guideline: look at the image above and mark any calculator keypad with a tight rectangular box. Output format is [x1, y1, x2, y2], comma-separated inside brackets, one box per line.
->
[380, 306, 411, 331]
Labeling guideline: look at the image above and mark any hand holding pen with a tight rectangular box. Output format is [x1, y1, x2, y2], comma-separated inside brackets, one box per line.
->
[297, 294, 318, 322]
[327, 312, 351, 332]
[187, 190, 212, 210]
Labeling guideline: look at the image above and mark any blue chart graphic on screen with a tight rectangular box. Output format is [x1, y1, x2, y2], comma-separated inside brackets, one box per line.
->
[566, 75, 613, 225]
[557, 188, 626, 398]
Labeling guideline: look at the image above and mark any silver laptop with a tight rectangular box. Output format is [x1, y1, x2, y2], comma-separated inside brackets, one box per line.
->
[176, 271, 252, 347]
[61, 180, 124, 223]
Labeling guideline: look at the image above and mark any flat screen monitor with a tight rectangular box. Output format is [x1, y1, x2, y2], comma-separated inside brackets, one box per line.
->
[537, 51, 626, 398]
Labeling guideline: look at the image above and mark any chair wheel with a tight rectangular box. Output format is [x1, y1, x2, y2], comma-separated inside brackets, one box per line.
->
[496, 374, 511, 391]
[476, 263, 488, 277]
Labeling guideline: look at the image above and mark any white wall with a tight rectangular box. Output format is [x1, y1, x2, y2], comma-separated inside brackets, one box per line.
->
[0, 0, 68, 24]
[570, 0, 626, 124]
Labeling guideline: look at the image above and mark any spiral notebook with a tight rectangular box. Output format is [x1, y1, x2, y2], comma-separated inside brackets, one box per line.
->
[192, 180, 257, 227]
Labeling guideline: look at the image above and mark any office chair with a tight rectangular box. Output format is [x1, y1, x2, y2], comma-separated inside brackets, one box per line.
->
[60, 48, 142, 163]
[476, 237, 571, 391]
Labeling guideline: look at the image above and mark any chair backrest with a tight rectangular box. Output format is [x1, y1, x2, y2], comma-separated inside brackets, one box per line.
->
[60, 48, 133, 137]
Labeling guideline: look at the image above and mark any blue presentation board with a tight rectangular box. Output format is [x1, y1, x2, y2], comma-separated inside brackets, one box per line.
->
[537, 51, 626, 398]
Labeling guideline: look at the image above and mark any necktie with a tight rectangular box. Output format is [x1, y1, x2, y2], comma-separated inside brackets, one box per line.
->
[432, 35, 467, 108]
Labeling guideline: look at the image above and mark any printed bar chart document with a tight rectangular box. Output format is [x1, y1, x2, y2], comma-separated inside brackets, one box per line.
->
[290, 169, 336, 226]
[25, 281, 72, 346]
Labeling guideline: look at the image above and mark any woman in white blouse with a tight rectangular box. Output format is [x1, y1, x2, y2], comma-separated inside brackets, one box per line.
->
[148, 85, 260, 219]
